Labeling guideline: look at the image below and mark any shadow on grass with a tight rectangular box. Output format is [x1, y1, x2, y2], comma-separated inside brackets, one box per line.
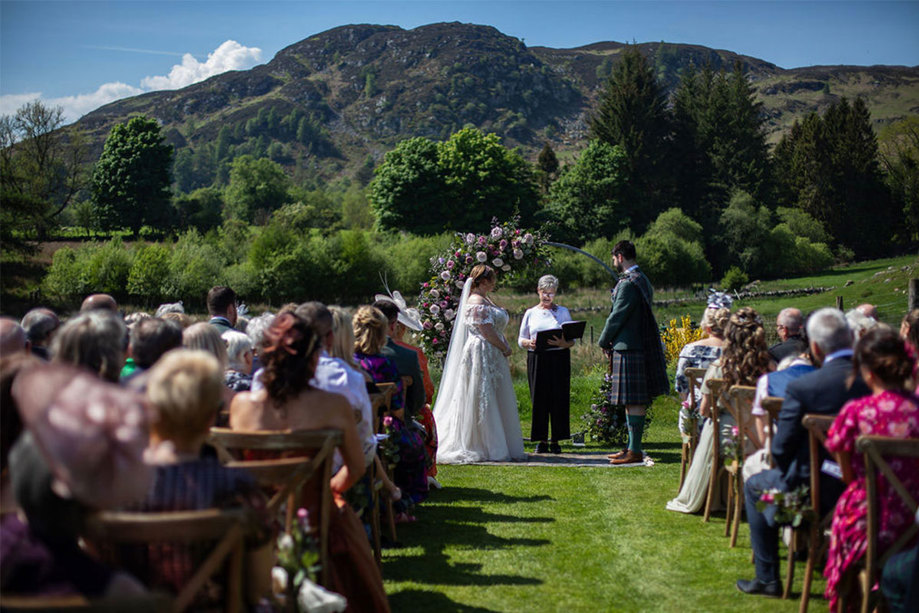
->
[388, 588, 503, 612]
[435, 486, 554, 505]
[642, 440, 683, 465]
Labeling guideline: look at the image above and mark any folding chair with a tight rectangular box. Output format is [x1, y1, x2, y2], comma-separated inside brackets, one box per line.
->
[83, 508, 249, 613]
[679, 367, 708, 491]
[206, 428, 342, 586]
[703, 378, 726, 523]
[848, 435, 919, 613]
[723, 385, 758, 547]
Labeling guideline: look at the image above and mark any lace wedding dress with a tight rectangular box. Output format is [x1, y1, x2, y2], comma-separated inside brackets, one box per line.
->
[433, 279, 526, 464]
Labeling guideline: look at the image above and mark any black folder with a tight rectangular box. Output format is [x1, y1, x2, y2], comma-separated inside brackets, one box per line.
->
[534, 320, 586, 351]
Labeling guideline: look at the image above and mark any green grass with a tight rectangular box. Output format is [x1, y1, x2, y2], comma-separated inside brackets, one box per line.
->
[382, 393, 815, 612]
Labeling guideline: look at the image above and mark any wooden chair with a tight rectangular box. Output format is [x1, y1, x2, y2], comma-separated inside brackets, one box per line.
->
[723, 385, 758, 547]
[845, 435, 919, 613]
[679, 367, 708, 491]
[788, 414, 836, 608]
[206, 428, 342, 586]
[703, 378, 727, 523]
[83, 509, 249, 613]
[760, 396, 784, 467]
[0, 594, 171, 612]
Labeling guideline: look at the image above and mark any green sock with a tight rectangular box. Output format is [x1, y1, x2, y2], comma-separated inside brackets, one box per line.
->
[627, 414, 646, 454]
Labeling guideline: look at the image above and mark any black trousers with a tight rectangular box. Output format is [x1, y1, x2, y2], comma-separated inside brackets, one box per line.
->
[527, 349, 571, 441]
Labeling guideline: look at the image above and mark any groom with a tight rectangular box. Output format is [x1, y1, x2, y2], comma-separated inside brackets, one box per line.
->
[598, 240, 669, 465]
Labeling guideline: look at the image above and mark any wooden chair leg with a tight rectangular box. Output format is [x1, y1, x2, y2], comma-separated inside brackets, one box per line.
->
[724, 471, 734, 538]
[799, 524, 819, 612]
[730, 474, 743, 548]
[703, 461, 719, 523]
[370, 474, 382, 567]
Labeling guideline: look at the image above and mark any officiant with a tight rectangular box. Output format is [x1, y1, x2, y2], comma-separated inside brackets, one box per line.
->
[518, 274, 574, 454]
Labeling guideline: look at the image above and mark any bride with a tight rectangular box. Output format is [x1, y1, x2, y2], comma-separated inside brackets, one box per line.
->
[433, 264, 526, 464]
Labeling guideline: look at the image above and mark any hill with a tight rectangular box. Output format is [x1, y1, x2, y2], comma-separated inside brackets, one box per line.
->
[73, 22, 919, 185]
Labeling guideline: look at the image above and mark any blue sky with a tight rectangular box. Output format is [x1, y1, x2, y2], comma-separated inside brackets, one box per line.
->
[2, 1, 918, 123]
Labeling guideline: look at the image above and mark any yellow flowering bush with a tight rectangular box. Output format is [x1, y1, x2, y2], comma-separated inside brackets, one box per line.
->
[661, 315, 705, 365]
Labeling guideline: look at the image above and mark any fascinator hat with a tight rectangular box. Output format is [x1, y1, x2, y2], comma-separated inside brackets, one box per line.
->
[375, 277, 423, 332]
[707, 289, 733, 311]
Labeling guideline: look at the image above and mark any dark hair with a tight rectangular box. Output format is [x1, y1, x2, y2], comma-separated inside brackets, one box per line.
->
[20, 308, 59, 345]
[612, 240, 636, 261]
[372, 300, 399, 325]
[130, 318, 183, 369]
[469, 264, 496, 289]
[260, 313, 320, 404]
[206, 286, 236, 316]
[721, 307, 772, 388]
[902, 309, 919, 353]
[295, 301, 334, 337]
[852, 327, 916, 390]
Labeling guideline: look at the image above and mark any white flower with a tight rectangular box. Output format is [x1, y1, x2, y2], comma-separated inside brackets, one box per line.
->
[434, 322, 444, 331]
[465, 233, 476, 244]
[455, 279, 465, 289]
[491, 226, 503, 239]
[279, 534, 294, 552]
[430, 289, 440, 299]
[492, 258, 504, 267]
[430, 304, 441, 315]
[502, 265, 512, 272]
[444, 308, 455, 320]
[440, 271, 451, 281]
[513, 248, 524, 260]
[476, 251, 487, 262]
[523, 233, 534, 245]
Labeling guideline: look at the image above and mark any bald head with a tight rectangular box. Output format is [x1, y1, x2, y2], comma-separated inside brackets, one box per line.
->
[776, 308, 804, 341]
[20, 308, 59, 347]
[0, 318, 29, 356]
[81, 294, 118, 313]
[856, 304, 878, 320]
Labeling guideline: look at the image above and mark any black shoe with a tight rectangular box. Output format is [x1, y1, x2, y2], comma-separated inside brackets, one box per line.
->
[549, 442, 562, 454]
[736, 578, 782, 597]
[535, 441, 549, 453]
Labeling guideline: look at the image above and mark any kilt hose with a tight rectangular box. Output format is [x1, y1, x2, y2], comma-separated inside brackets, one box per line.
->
[527, 348, 571, 442]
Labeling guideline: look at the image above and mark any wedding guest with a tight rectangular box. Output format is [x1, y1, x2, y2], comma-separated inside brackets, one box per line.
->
[80, 293, 117, 313]
[900, 309, 919, 353]
[183, 322, 228, 369]
[328, 307, 362, 372]
[768, 307, 806, 363]
[0, 318, 30, 356]
[371, 299, 425, 420]
[153, 301, 185, 318]
[823, 328, 919, 611]
[123, 311, 151, 332]
[222, 330, 254, 392]
[159, 312, 193, 329]
[51, 310, 127, 383]
[206, 286, 238, 335]
[846, 307, 882, 341]
[856, 303, 878, 320]
[230, 312, 390, 613]
[518, 274, 574, 454]
[20, 308, 59, 360]
[666, 307, 772, 514]
[673, 293, 731, 436]
[737, 308, 869, 597]
[120, 317, 183, 382]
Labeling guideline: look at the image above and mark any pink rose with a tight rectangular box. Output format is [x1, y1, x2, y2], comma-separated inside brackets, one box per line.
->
[383, 415, 393, 427]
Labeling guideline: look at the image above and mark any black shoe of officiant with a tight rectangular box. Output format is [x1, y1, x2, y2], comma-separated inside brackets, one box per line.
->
[736, 578, 782, 597]
[549, 442, 562, 454]
[535, 441, 549, 453]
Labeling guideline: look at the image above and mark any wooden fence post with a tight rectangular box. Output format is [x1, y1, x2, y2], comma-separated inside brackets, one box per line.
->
[836, 296, 844, 311]
[909, 279, 919, 311]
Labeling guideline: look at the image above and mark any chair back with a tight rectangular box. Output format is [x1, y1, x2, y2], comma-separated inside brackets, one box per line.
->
[724, 385, 758, 453]
[684, 367, 708, 412]
[856, 435, 919, 610]
[801, 414, 835, 513]
[83, 509, 249, 613]
[206, 428, 342, 586]
[759, 396, 783, 466]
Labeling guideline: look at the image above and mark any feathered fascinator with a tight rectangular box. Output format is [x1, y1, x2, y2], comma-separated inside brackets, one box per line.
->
[707, 289, 733, 311]
[262, 312, 306, 356]
[375, 275, 423, 332]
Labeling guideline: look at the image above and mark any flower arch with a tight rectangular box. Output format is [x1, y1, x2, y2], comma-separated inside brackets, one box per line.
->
[415, 218, 548, 362]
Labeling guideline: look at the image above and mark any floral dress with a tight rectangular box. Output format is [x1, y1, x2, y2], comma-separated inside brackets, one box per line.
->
[824, 390, 919, 611]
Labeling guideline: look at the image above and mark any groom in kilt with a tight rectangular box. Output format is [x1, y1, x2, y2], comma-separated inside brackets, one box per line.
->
[598, 240, 669, 464]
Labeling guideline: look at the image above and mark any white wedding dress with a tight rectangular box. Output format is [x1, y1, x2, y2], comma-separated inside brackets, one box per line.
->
[433, 279, 526, 464]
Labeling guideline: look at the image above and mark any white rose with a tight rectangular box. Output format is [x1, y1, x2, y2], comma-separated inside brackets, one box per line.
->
[502, 265, 512, 272]
[523, 233, 534, 245]
[513, 248, 524, 260]
[455, 279, 465, 289]
[434, 322, 444, 331]
[476, 251, 487, 262]
[440, 271, 451, 281]
[465, 233, 475, 244]
[430, 304, 440, 315]
[444, 308, 455, 320]
[491, 227, 503, 239]
[492, 258, 504, 267]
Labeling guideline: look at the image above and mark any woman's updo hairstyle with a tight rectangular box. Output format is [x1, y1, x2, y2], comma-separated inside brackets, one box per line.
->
[701, 307, 731, 338]
[352, 306, 388, 355]
[469, 264, 496, 289]
[853, 327, 915, 390]
[721, 306, 772, 388]
[259, 312, 319, 404]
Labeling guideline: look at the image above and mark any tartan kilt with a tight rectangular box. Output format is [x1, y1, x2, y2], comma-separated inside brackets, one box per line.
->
[608, 350, 650, 406]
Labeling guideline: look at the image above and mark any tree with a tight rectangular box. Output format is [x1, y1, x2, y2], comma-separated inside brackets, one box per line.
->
[0, 100, 87, 243]
[879, 116, 919, 241]
[536, 142, 559, 193]
[91, 116, 173, 234]
[223, 155, 291, 224]
[368, 136, 444, 234]
[589, 46, 672, 231]
[637, 208, 711, 287]
[173, 186, 224, 232]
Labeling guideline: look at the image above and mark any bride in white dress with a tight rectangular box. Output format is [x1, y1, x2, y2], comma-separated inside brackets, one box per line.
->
[433, 265, 526, 464]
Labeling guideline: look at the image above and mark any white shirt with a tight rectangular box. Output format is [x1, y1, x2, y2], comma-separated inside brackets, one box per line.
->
[518, 305, 573, 351]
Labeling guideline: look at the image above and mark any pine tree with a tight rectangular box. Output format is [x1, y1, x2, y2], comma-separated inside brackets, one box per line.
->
[536, 142, 559, 193]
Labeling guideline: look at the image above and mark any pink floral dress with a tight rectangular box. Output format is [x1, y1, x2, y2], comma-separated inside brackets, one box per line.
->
[824, 390, 919, 611]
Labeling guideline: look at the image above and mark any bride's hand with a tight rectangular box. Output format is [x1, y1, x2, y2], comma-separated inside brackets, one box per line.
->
[501, 341, 512, 357]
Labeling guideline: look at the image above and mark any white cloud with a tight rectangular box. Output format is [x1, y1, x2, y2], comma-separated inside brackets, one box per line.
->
[1, 40, 262, 124]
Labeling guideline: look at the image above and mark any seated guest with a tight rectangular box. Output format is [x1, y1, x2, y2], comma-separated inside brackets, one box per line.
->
[159, 312, 192, 329]
[20, 308, 59, 360]
[183, 322, 229, 369]
[667, 307, 772, 514]
[371, 300, 425, 420]
[901, 309, 919, 354]
[1, 353, 38, 508]
[245, 311, 275, 376]
[153, 301, 184, 318]
[846, 307, 883, 341]
[80, 293, 118, 313]
[328, 307, 368, 380]
[856, 303, 878, 320]
[353, 307, 428, 510]
[1, 362, 150, 597]
[123, 312, 151, 332]
[230, 312, 389, 613]
[1, 318, 30, 356]
[674, 293, 731, 435]
[138, 350, 271, 605]
[120, 318, 183, 382]
[769, 307, 806, 363]
[881, 512, 919, 613]
[738, 307, 870, 597]
[51, 310, 127, 383]
[206, 286, 238, 335]
[823, 328, 919, 611]
[222, 330, 254, 392]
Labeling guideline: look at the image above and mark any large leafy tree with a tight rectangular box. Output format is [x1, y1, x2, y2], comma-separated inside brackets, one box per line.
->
[589, 45, 672, 231]
[368, 137, 444, 234]
[92, 116, 173, 234]
[0, 100, 87, 244]
[223, 155, 291, 224]
[879, 116, 919, 242]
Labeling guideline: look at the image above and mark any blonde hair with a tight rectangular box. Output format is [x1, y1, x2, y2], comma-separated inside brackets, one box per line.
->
[701, 307, 731, 338]
[329, 306, 359, 368]
[182, 322, 228, 370]
[353, 306, 388, 355]
[146, 350, 223, 444]
[160, 312, 193, 329]
[469, 264, 496, 289]
[721, 307, 772, 388]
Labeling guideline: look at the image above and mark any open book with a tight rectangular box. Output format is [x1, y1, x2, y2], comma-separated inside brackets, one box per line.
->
[534, 320, 586, 351]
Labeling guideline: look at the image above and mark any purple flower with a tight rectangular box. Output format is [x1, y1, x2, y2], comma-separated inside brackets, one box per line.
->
[423, 320, 433, 330]
[446, 260, 455, 269]
[478, 236, 487, 245]
[465, 255, 473, 264]
[439, 257, 445, 264]
[499, 239, 508, 250]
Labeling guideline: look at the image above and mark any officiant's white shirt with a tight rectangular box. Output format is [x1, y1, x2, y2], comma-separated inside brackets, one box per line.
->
[518, 305, 572, 350]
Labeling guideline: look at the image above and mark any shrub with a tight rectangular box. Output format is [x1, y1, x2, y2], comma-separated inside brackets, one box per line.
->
[127, 243, 171, 304]
[720, 266, 749, 292]
[163, 230, 226, 306]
